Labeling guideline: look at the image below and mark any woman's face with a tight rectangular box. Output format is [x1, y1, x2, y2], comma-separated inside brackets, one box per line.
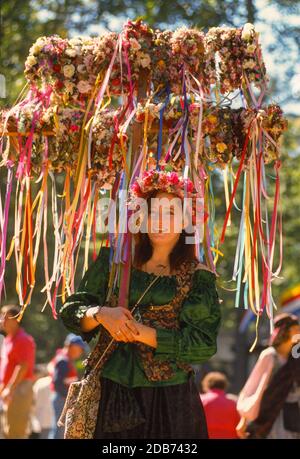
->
[147, 191, 183, 247]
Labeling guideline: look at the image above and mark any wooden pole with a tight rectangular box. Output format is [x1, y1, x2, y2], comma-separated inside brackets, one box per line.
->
[120, 68, 149, 309]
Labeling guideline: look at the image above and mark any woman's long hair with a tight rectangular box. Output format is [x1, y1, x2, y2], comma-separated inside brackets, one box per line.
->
[132, 189, 198, 273]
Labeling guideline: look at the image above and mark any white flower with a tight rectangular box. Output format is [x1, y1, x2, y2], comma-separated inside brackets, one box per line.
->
[74, 45, 82, 55]
[65, 48, 77, 58]
[129, 38, 141, 51]
[241, 23, 255, 41]
[30, 37, 47, 55]
[69, 38, 82, 46]
[36, 37, 47, 46]
[63, 64, 75, 78]
[31, 44, 41, 55]
[246, 44, 256, 54]
[243, 59, 256, 69]
[26, 55, 37, 67]
[77, 80, 92, 93]
[77, 64, 86, 74]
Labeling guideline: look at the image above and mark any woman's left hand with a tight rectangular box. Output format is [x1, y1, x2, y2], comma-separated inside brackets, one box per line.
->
[128, 320, 157, 348]
[123, 318, 141, 339]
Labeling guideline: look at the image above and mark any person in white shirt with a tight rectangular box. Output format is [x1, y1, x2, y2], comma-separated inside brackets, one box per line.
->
[32, 364, 54, 439]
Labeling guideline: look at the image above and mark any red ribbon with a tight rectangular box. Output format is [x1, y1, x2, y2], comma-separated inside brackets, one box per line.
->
[220, 124, 252, 244]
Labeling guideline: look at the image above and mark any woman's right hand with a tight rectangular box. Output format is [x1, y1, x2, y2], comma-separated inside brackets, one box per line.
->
[98, 306, 140, 343]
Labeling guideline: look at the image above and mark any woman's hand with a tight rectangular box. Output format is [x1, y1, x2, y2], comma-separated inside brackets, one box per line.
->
[99, 306, 140, 342]
[125, 321, 158, 348]
[81, 305, 157, 346]
[0, 386, 14, 406]
[236, 417, 249, 439]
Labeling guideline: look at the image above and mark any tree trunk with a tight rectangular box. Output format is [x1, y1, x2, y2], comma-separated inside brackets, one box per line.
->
[120, 68, 149, 309]
[246, 0, 256, 23]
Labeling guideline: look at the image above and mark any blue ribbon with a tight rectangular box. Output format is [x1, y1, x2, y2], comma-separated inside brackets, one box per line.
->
[156, 85, 170, 170]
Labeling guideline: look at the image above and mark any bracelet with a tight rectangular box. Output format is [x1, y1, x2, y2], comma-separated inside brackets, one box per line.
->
[92, 306, 103, 324]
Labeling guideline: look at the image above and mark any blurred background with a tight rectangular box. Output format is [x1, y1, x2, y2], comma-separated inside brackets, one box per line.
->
[0, 0, 300, 394]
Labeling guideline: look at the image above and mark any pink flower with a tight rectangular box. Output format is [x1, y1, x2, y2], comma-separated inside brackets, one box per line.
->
[142, 171, 154, 187]
[131, 182, 142, 196]
[77, 80, 92, 93]
[186, 180, 194, 193]
[169, 172, 179, 185]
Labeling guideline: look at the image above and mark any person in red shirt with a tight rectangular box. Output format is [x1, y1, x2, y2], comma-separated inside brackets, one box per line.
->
[200, 371, 240, 439]
[0, 304, 36, 438]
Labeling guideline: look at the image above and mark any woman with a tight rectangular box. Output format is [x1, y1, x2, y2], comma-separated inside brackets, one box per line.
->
[60, 169, 222, 439]
[236, 313, 300, 439]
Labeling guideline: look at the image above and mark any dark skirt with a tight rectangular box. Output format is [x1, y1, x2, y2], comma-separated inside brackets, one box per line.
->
[94, 375, 208, 439]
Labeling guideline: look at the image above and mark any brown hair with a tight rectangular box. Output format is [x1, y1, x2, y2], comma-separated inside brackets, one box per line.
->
[132, 189, 198, 273]
[269, 313, 299, 348]
[201, 372, 229, 392]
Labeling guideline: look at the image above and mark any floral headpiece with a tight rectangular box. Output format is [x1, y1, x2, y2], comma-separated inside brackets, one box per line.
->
[127, 169, 203, 228]
[127, 169, 198, 203]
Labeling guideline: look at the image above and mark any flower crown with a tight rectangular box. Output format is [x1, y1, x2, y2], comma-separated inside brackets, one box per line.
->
[127, 169, 198, 204]
[127, 169, 203, 228]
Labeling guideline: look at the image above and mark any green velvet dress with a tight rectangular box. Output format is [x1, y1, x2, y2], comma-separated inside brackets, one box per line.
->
[59, 246, 222, 438]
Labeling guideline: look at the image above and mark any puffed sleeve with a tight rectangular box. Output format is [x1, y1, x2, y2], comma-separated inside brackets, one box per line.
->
[59, 246, 111, 342]
[153, 268, 221, 364]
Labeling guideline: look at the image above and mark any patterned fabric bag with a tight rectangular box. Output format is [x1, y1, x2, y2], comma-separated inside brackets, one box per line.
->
[57, 268, 167, 439]
[57, 357, 102, 438]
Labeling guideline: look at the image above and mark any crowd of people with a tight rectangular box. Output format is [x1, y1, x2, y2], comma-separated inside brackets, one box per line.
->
[0, 303, 299, 439]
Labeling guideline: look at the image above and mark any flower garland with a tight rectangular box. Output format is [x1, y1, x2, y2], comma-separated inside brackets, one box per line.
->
[205, 23, 267, 94]
[151, 30, 174, 92]
[170, 27, 206, 94]
[128, 169, 197, 202]
[23, 21, 268, 103]
[201, 107, 235, 166]
[104, 19, 154, 96]
[1, 101, 287, 175]
[259, 105, 288, 163]
[25, 35, 102, 106]
[127, 169, 200, 230]
[91, 108, 127, 186]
